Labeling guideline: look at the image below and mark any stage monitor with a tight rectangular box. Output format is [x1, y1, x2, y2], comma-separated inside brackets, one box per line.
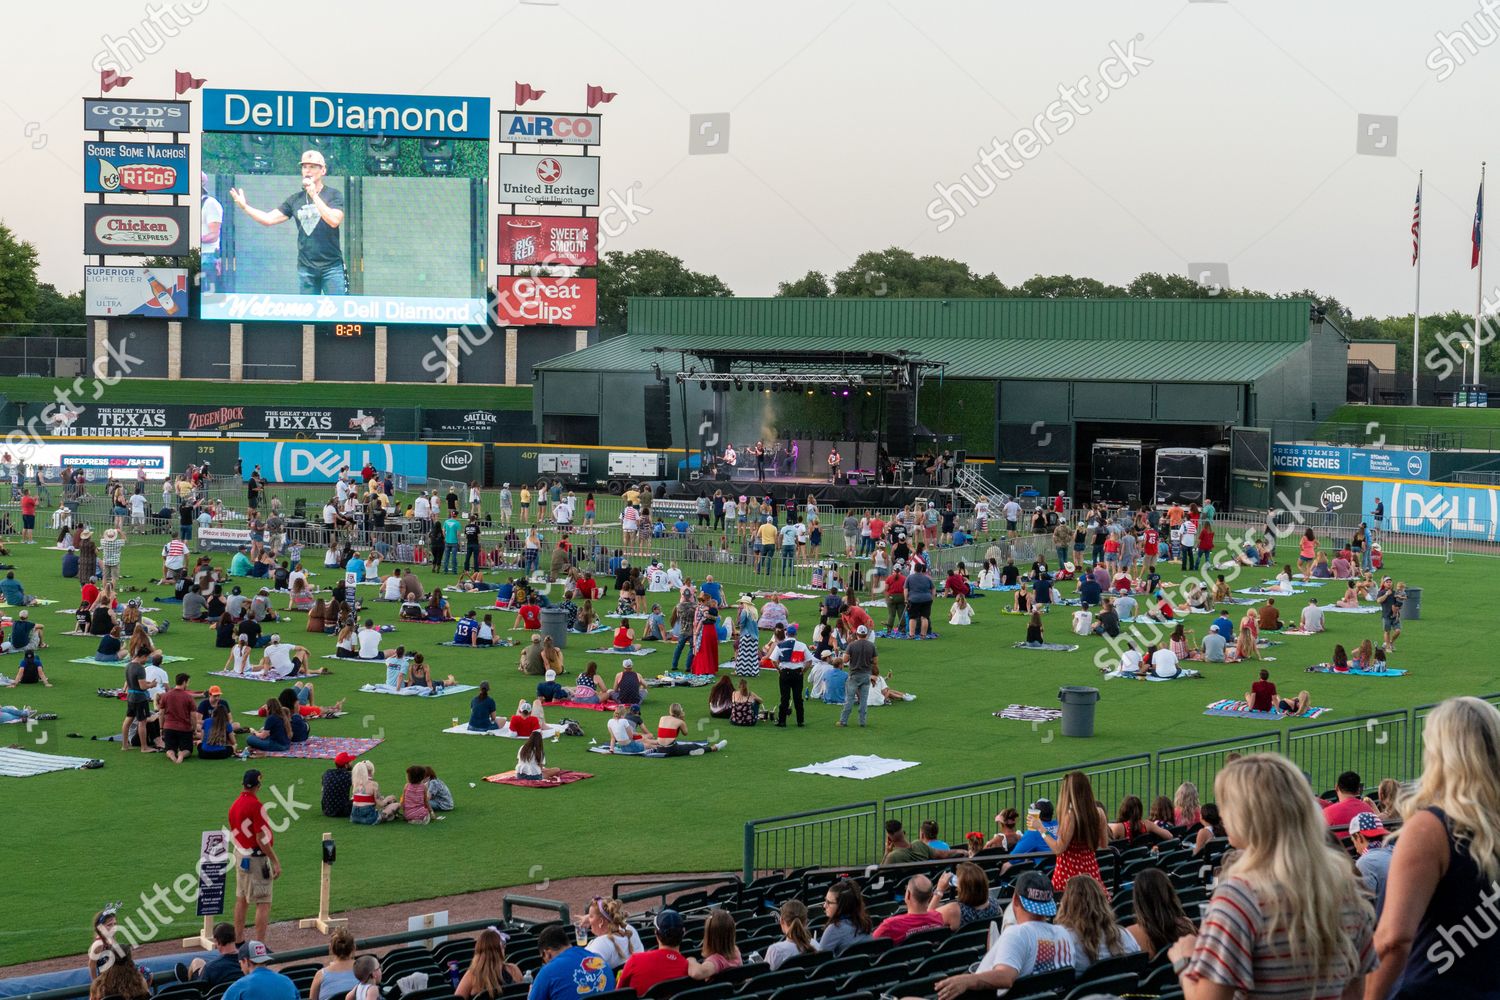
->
[199, 88, 490, 326]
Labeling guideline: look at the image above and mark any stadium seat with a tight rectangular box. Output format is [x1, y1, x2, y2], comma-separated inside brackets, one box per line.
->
[1075, 951, 1148, 985]
[432, 939, 476, 968]
[839, 961, 918, 994]
[395, 987, 456, 1000]
[838, 937, 894, 961]
[730, 967, 803, 995]
[1005, 967, 1076, 997]
[899, 924, 951, 948]
[914, 950, 978, 977]
[642, 976, 697, 999]
[1141, 961, 1179, 991]
[878, 974, 941, 1000]
[1064, 972, 1138, 999]
[764, 977, 841, 1000]
[711, 960, 768, 987]
[877, 941, 938, 968]
[770, 950, 830, 974]
[809, 955, 875, 983]
[203, 983, 233, 1000]
[936, 922, 993, 954]
[671, 982, 736, 1000]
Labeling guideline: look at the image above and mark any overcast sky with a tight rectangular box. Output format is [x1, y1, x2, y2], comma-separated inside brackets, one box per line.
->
[5, 0, 1500, 318]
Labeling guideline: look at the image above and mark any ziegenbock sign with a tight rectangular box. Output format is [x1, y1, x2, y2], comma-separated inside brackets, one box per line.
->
[83, 99, 191, 133]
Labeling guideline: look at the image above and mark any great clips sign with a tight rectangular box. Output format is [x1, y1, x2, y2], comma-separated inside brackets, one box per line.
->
[494, 276, 596, 327]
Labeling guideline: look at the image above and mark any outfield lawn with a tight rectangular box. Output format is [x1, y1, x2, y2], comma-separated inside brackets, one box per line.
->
[0, 377, 533, 411]
[1327, 403, 1500, 450]
[0, 522, 1491, 965]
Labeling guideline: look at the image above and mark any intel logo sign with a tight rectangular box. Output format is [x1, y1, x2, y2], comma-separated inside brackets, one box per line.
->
[439, 450, 472, 472]
[1320, 485, 1348, 510]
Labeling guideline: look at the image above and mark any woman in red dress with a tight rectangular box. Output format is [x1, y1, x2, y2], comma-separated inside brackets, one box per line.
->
[690, 594, 721, 675]
[1030, 770, 1111, 897]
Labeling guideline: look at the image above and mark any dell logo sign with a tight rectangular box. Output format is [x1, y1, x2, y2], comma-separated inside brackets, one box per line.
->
[1406, 455, 1423, 477]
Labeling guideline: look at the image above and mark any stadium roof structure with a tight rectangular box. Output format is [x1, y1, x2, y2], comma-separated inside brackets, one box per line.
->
[537, 297, 1335, 384]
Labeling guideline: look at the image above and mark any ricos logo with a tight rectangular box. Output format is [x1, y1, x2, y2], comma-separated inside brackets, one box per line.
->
[1320, 485, 1348, 510]
[439, 450, 472, 472]
[97, 160, 179, 192]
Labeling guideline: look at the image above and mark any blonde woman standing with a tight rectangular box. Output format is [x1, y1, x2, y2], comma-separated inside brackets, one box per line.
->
[1169, 753, 1375, 999]
[1364, 696, 1500, 1000]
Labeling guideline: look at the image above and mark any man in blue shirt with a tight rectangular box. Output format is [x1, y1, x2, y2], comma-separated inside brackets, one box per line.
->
[1010, 799, 1060, 856]
[1211, 611, 1235, 642]
[229, 548, 253, 577]
[1, 571, 35, 606]
[441, 515, 462, 574]
[699, 576, 724, 608]
[346, 553, 365, 582]
[222, 942, 297, 1000]
[530, 925, 614, 999]
[453, 611, 480, 646]
[1077, 574, 1102, 609]
[188, 922, 243, 986]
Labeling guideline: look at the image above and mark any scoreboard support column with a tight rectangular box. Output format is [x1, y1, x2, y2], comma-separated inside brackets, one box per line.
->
[302, 325, 316, 381]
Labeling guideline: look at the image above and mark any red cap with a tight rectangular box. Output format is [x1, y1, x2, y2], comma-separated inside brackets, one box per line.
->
[334, 752, 356, 768]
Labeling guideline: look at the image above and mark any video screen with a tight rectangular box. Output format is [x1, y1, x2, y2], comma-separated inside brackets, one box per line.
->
[199, 132, 488, 325]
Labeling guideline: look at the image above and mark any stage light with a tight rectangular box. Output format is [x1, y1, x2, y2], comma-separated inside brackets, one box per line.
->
[419, 138, 455, 175]
[241, 134, 274, 174]
[699, 379, 708, 390]
[366, 136, 399, 174]
[651, 363, 663, 381]
[734, 378, 743, 390]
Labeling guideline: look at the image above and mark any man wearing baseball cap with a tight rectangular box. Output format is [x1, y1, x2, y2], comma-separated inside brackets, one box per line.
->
[228, 150, 347, 296]
[321, 752, 356, 819]
[616, 909, 687, 994]
[935, 871, 1070, 998]
[1350, 812, 1393, 908]
[838, 624, 878, 728]
[223, 941, 297, 1000]
[228, 770, 281, 946]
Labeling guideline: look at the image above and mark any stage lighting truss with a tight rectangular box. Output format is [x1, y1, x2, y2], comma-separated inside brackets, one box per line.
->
[673, 371, 866, 388]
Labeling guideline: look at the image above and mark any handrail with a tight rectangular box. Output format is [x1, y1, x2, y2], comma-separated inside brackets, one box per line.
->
[500, 895, 571, 928]
[611, 875, 742, 909]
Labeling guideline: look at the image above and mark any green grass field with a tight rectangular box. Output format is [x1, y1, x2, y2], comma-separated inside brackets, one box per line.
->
[1327, 403, 1500, 450]
[0, 522, 1491, 965]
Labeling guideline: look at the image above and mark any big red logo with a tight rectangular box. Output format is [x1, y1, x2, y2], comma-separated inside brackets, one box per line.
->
[494, 276, 597, 327]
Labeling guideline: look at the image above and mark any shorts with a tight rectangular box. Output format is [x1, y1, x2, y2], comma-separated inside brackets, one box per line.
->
[163, 729, 194, 754]
[1382, 613, 1398, 631]
[350, 804, 379, 825]
[21, 515, 34, 529]
[235, 854, 274, 904]
[908, 600, 933, 622]
[124, 699, 152, 721]
[1006, 520, 1017, 531]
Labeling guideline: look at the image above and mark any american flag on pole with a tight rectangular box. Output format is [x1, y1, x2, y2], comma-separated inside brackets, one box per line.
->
[1473, 177, 1485, 269]
[1412, 177, 1422, 266]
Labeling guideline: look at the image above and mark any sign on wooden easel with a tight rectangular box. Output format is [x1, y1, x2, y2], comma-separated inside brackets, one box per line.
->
[182, 830, 229, 948]
[298, 832, 348, 935]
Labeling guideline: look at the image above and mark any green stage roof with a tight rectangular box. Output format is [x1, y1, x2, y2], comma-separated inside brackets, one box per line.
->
[536, 297, 1319, 383]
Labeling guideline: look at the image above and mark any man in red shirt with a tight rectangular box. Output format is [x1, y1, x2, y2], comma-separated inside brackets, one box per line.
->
[1321, 771, 1375, 833]
[1246, 669, 1277, 713]
[508, 701, 543, 737]
[159, 673, 199, 765]
[513, 596, 541, 631]
[839, 602, 874, 637]
[873, 874, 946, 943]
[228, 770, 281, 945]
[1142, 527, 1159, 570]
[868, 516, 886, 550]
[943, 567, 970, 598]
[19, 489, 37, 543]
[617, 909, 688, 994]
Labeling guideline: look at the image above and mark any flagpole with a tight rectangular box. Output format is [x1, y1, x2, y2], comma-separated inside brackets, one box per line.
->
[1476, 162, 1488, 394]
[1413, 171, 1422, 406]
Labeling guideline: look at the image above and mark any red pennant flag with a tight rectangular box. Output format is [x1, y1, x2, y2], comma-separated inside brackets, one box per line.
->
[175, 70, 207, 95]
[515, 82, 546, 107]
[100, 69, 134, 93]
[586, 84, 617, 109]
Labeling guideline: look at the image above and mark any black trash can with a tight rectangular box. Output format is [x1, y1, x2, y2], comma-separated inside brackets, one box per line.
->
[539, 606, 569, 649]
[1058, 686, 1100, 738]
[1400, 586, 1421, 621]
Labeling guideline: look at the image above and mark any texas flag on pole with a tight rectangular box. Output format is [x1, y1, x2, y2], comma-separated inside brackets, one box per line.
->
[586, 84, 617, 109]
[515, 82, 546, 107]
[100, 69, 133, 93]
[1474, 176, 1485, 269]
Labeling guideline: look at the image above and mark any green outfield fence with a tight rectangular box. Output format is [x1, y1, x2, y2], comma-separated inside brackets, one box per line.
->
[742, 695, 1500, 881]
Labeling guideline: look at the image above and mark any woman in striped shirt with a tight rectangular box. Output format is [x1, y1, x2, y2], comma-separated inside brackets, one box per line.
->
[1168, 754, 1375, 999]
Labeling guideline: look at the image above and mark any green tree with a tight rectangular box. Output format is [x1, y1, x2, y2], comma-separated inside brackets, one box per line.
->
[586, 249, 732, 335]
[1126, 271, 1216, 299]
[1014, 274, 1127, 298]
[31, 283, 85, 337]
[830, 247, 1007, 298]
[0, 220, 39, 327]
[775, 270, 831, 298]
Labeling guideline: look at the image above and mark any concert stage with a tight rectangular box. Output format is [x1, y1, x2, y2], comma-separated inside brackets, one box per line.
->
[668, 474, 952, 510]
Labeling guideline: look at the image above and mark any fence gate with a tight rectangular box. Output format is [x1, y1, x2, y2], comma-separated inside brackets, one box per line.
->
[1229, 426, 1272, 513]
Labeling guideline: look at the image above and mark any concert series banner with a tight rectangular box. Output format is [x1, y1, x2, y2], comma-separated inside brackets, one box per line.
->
[41, 404, 387, 438]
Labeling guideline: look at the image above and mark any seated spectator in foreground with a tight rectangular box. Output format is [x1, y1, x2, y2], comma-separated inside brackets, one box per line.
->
[0, 571, 37, 607]
[617, 910, 687, 995]
[321, 751, 355, 818]
[453, 928, 522, 998]
[873, 874, 946, 943]
[185, 922, 243, 987]
[817, 879, 874, 955]
[1192, 802, 1227, 854]
[765, 900, 818, 969]
[580, 897, 645, 971]
[536, 668, 569, 703]
[1055, 874, 1140, 967]
[934, 861, 1003, 929]
[1258, 597, 1283, 631]
[1320, 769, 1375, 830]
[686, 909, 741, 981]
[933, 871, 1071, 996]
[531, 924, 614, 997]
[1124, 867, 1196, 960]
[305, 928, 357, 1000]
[13, 649, 52, 687]
[1300, 598, 1325, 633]
[1109, 795, 1174, 843]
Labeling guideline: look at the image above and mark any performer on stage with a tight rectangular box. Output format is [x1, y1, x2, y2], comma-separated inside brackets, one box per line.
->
[754, 441, 766, 482]
[827, 446, 841, 483]
[723, 443, 737, 468]
[782, 441, 799, 477]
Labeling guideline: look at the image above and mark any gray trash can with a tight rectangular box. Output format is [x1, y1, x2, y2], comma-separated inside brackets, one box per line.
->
[539, 606, 569, 649]
[1058, 686, 1100, 738]
[1400, 586, 1421, 621]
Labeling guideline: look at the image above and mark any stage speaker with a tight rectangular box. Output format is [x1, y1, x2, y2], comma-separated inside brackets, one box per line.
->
[887, 390, 915, 456]
[643, 385, 672, 449]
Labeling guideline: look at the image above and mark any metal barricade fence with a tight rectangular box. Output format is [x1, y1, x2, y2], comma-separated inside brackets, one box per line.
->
[1284, 709, 1416, 793]
[742, 800, 880, 882]
[1154, 732, 1282, 804]
[881, 777, 1021, 850]
[1020, 754, 1154, 816]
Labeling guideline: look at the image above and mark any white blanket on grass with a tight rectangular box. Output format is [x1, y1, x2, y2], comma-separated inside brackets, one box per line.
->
[790, 754, 919, 780]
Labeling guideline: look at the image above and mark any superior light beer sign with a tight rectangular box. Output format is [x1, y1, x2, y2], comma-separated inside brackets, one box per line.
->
[203, 88, 490, 139]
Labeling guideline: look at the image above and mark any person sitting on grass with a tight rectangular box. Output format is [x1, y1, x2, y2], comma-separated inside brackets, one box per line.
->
[452, 609, 481, 647]
[1258, 597, 1283, 631]
[606, 704, 656, 753]
[656, 702, 728, 756]
[1023, 610, 1046, 646]
[467, 681, 499, 732]
[641, 603, 666, 641]
[425, 591, 452, 623]
[1335, 581, 1361, 608]
[536, 668, 570, 703]
[252, 635, 322, 679]
[948, 592, 974, 625]
[242, 697, 292, 757]
[400, 765, 432, 825]
[349, 760, 402, 823]
[1329, 644, 1352, 673]
[729, 679, 765, 726]
[611, 622, 640, 651]
[571, 662, 606, 704]
[514, 731, 565, 782]
[12, 649, 52, 687]
[606, 659, 645, 708]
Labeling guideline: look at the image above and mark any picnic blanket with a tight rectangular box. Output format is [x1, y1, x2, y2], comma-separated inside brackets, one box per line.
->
[437, 639, 515, 649]
[56, 607, 160, 615]
[69, 654, 192, 666]
[1279, 628, 1322, 637]
[6, 599, 59, 607]
[1235, 588, 1296, 596]
[0, 747, 100, 777]
[1216, 597, 1259, 605]
[750, 591, 821, 600]
[1204, 699, 1330, 720]
[588, 745, 675, 758]
[790, 755, 919, 780]
[1319, 605, 1381, 614]
[605, 613, 652, 621]
[1011, 643, 1080, 652]
[540, 699, 619, 712]
[1104, 667, 1202, 681]
[207, 671, 284, 682]
[587, 647, 655, 655]
[646, 672, 715, 688]
[359, 683, 478, 697]
[321, 654, 384, 662]
[442, 722, 561, 739]
[484, 770, 594, 786]
[993, 705, 1062, 723]
[977, 585, 1021, 592]
[1306, 665, 1407, 677]
[257, 736, 384, 760]
[874, 630, 940, 640]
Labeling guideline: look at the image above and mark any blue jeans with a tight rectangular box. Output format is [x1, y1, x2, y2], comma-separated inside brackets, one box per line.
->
[298, 263, 348, 295]
[839, 675, 871, 726]
[671, 630, 693, 670]
[781, 544, 794, 573]
[246, 735, 289, 753]
[442, 546, 458, 573]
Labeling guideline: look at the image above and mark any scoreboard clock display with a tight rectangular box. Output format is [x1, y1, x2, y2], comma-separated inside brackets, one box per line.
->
[319, 323, 364, 337]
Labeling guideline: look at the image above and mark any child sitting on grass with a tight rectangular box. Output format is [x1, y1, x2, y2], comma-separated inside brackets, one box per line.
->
[401, 765, 432, 825]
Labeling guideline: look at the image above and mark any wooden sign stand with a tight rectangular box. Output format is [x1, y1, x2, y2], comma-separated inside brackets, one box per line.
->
[298, 833, 348, 935]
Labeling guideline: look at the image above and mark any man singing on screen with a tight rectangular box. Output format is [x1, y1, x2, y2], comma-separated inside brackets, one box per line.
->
[228, 150, 347, 294]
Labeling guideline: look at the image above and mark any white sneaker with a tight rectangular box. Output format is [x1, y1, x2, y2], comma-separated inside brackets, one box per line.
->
[903, 693, 916, 702]
[712, 739, 728, 751]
